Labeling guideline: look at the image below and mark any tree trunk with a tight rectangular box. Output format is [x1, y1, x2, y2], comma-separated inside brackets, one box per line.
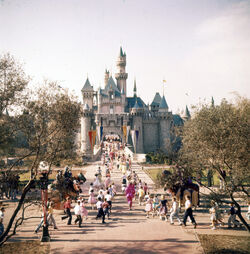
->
[0, 179, 35, 246]
[230, 194, 250, 232]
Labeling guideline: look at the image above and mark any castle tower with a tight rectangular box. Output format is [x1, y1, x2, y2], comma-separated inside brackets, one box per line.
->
[159, 95, 171, 154]
[131, 100, 144, 153]
[115, 47, 128, 95]
[80, 103, 92, 155]
[81, 78, 94, 109]
[104, 69, 110, 87]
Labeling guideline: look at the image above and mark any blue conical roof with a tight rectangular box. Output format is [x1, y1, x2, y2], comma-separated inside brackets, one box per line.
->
[133, 99, 140, 109]
[151, 92, 162, 106]
[81, 78, 93, 91]
[184, 105, 191, 119]
[159, 95, 168, 109]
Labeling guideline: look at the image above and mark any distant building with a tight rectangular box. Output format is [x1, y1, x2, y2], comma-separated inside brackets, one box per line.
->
[78, 47, 189, 155]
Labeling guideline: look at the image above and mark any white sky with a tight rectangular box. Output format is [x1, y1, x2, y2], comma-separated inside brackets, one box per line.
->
[0, 0, 249, 113]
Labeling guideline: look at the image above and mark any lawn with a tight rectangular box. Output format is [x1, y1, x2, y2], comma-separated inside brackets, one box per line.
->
[144, 166, 222, 186]
[144, 168, 163, 183]
[198, 234, 250, 254]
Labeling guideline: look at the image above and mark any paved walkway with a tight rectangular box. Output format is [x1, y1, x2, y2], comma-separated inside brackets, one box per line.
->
[3, 158, 250, 253]
[1, 159, 202, 254]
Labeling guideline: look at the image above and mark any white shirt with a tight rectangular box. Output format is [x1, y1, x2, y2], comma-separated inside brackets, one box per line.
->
[105, 194, 112, 201]
[74, 204, 81, 215]
[185, 200, 191, 210]
[172, 201, 178, 213]
[96, 201, 103, 209]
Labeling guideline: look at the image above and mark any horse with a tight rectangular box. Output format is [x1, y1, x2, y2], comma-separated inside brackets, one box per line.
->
[47, 179, 80, 210]
[168, 182, 200, 209]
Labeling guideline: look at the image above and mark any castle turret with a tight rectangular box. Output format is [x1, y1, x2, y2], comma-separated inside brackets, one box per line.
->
[158, 95, 168, 112]
[80, 103, 92, 155]
[115, 47, 128, 95]
[104, 69, 110, 87]
[183, 105, 191, 121]
[81, 78, 94, 109]
[158, 95, 171, 154]
[131, 99, 144, 153]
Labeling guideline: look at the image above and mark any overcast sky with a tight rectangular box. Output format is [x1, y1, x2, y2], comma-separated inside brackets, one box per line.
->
[0, 0, 249, 113]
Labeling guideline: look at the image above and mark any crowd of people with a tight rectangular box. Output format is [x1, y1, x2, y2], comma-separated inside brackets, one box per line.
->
[1, 139, 249, 238]
[0, 171, 19, 200]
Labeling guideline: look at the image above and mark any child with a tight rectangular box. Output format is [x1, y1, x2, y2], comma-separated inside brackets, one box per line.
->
[143, 183, 148, 195]
[137, 186, 144, 205]
[88, 189, 96, 210]
[152, 195, 160, 217]
[96, 197, 105, 223]
[47, 201, 58, 229]
[228, 203, 240, 228]
[80, 198, 88, 220]
[159, 195, 168, 220]
[121, 176, 127, 193]
[103, 198, 110, 219]
[170, 197, 182, 225]
[105, 190, 112, 214]
[74, 200, 82, 228]
[145, 194, 153, 218]
[88, 183, 94, 194]
[97, 190, 104, 201]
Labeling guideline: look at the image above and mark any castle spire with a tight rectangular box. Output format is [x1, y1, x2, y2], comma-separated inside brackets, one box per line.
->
[184, 105, 191, 120]
[133, 78, 137, 97]
[120, 46, 124, 57]
[211, 96, 215, 107]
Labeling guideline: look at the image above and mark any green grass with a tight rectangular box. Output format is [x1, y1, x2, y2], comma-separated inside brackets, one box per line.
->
[144, 166, 222, 187]
[144, 168, 163, 182]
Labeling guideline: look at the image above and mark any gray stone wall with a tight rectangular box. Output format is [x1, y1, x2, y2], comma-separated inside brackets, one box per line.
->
[143, 121, 159, 153]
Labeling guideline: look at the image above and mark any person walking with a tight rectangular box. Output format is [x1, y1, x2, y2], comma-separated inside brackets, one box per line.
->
[228, 203, 240, 228]
[183, 196, 197, 228]
[96, 197, 105, 224]
[74, 200, 82, 227]
[137, 186, 144, 206]
[61, 197, 72, 225]
[125, 182, 135, 210]
[0, 207, 5, 236]
[170, 197, 182, 225]
[47, 201, 58, 229]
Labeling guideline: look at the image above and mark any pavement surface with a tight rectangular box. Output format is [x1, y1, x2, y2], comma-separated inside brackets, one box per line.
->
[2, 158, 249, 253]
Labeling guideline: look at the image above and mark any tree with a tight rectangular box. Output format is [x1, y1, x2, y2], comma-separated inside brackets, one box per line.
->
[0, 53, 29, 155]
[0, 55, 81, 244]
[178, 97, 250, 231]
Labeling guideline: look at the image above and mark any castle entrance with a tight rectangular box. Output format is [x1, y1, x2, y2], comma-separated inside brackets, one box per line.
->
[103, 134, 121, 142]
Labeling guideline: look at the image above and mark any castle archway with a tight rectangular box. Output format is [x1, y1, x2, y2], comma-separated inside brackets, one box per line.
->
[103, 133, 121, 142]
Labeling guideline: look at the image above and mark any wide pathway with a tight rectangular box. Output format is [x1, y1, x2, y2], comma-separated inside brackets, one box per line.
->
[4, 159, 202, 254]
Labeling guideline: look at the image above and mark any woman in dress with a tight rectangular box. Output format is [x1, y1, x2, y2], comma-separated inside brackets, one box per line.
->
[145, 194, 153, 218]
[88, 189, 96, 210]
[125, 182, 135, 210]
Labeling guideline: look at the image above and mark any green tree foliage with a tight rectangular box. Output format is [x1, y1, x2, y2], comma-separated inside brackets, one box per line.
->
[0, 53, 29, 155]
[179, 97, 250, 231]
[0, 55, 81, 245]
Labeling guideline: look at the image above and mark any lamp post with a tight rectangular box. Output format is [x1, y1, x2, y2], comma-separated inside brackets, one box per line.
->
[39, 161, 50, 242]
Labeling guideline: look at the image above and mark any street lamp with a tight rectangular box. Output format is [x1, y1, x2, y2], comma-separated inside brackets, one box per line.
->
[39, 161, 50, 242]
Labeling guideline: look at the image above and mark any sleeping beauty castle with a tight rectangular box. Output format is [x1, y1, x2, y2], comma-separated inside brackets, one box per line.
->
[78, 47, 190, 157]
